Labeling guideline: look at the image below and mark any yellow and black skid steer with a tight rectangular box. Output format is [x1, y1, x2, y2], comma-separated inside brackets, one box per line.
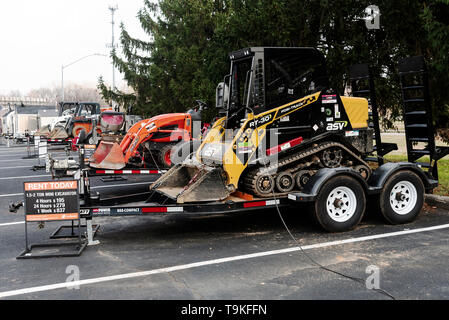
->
[151, 47, 374, 203]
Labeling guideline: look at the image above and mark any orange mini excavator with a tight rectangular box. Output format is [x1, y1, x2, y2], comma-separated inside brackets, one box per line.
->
[89, 101, 209, 170]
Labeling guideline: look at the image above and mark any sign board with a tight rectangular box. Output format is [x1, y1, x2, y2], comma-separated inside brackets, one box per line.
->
[84, 145, 96, 163]
[23, 180, 79, 222]
[34, 136, 40, 147]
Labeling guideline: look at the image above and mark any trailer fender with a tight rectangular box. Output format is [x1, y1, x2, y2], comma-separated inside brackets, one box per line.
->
[291, 167, 369, 202]
[367, 162, 438, 193]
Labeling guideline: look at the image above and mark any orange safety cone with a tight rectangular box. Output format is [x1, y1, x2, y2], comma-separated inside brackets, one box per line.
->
[89, 141, 126, 169]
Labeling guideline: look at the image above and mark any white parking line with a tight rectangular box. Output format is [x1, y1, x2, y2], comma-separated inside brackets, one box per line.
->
[0, 154, 33, 157]
[0, 221, 24, 227]
[0, 166, 32, 170]
[0, 193, 22, 198]
[0, 158, 37, 162]
[0, 175, 51, 180]
[1, 222, 448, 299]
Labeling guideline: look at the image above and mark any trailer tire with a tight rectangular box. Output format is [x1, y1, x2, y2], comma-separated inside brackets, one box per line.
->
[379, 170, 424, 225]
[314, 175, 366, 232]
[77, 129, 87, 144]
[72, 125, 87, 138]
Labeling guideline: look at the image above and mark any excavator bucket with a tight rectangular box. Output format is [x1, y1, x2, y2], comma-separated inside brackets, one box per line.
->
[151, 160, 230, 203]
[49, 126, 69, 139]
[89, 141, 126, 170]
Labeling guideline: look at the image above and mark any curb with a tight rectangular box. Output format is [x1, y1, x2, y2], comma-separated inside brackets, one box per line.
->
[425, 194, 449, 211]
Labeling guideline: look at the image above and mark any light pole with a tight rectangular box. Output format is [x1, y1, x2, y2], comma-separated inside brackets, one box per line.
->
[61, 53, 108, 102]
[108, 5, 119, 110]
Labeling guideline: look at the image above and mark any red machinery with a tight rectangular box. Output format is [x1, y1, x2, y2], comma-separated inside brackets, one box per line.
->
[89, 102, 208, 170]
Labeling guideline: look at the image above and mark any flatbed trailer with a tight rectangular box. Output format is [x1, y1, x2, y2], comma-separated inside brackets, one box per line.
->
[78, 161, 438, 233]
[11, 158, 439, 258]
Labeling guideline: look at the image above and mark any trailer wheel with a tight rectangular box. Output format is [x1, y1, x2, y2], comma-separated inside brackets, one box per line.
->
[379, 170, 424, 224]
[72, 125, 86, 138]
[314, 175, 366, 232]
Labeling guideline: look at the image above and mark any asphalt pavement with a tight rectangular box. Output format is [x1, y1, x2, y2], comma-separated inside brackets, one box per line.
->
[0, 143, 448, 300]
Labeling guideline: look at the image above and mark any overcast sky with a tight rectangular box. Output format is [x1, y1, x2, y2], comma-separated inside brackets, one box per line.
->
[0, 0, 150, 96]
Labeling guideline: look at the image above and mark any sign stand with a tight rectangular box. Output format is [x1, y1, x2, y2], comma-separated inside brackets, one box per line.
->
[17, 180, 87, 259]
[23, 136, 38, 159]
[86, 218, 100, 246]
[49, 218, 100, 240]
[32, 139, 47, 171]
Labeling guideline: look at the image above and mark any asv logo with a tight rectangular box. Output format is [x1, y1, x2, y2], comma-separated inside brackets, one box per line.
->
[326, 121, 348, 131]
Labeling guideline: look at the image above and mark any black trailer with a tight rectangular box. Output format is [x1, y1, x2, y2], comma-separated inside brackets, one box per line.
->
[77, 161, 437, 236]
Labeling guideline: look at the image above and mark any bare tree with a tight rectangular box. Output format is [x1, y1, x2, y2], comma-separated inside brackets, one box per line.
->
[27, 84, 107, 104]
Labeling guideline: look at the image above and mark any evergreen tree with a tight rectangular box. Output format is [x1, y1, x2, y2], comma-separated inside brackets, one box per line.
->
[99, 0, 449, 139]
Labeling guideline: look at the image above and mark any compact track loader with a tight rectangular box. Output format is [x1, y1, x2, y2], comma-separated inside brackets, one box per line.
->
[89, 101, 209, 170]
[152, 47, 375, 203]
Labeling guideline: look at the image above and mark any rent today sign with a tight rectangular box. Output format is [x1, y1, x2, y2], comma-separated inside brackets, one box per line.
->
[23, 180, 79, 222]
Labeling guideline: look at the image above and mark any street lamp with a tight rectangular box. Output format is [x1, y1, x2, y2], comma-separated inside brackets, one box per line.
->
[61, 53, 108, 102]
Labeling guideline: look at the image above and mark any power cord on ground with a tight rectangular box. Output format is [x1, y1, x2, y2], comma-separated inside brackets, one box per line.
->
[249, 105, 396, 300]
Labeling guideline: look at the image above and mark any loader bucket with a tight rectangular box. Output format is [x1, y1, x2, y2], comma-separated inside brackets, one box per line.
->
[151, 162, 230, 203]
[35, 125, 51, 137]
[89, 141, 126, 170]
[49, 126, 69, 139]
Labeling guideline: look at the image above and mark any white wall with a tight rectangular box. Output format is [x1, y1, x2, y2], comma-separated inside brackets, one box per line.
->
[17, 114, 38, 133]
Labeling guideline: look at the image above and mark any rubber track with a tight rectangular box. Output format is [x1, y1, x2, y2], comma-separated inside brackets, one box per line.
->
[244, 141, 371, 197]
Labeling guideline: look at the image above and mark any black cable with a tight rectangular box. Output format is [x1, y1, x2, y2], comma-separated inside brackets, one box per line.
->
[249, 105, 396, 300]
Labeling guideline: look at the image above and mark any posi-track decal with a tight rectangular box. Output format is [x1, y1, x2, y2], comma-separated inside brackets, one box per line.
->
[279, 95, 317, 116]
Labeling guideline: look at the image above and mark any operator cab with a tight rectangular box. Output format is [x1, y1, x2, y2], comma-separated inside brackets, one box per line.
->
[221, 47, 329, 129]
[76, 103, 101, 117]
[59, 102, 78, 117]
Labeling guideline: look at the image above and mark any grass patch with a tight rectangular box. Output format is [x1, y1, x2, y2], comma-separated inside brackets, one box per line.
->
[383, 155, 449, 196]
